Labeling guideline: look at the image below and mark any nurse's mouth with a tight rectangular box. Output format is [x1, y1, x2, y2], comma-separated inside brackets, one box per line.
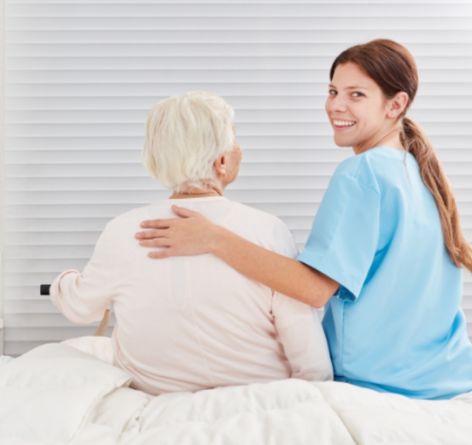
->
[333, 119, 356, 129]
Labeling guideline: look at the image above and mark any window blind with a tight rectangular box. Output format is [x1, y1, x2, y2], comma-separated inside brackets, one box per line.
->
[1, 0, 472, 355]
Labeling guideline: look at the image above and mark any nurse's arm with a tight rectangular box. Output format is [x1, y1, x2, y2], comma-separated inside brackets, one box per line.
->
[211, 226, 338, 308]
[137, 207, 339, 308]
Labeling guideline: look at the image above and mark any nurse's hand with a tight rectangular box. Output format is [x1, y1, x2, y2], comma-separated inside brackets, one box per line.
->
[135, 206, 218, 258]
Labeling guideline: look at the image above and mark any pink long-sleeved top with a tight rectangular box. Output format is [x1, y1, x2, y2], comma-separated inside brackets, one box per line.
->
[51, 196, 333, 394]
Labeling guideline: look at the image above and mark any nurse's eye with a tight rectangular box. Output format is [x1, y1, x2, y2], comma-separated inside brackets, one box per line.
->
[328, 89, 337, 96]
[351, 91, 365, 98]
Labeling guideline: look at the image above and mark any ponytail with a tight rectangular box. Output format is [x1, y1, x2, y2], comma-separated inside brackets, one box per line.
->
[400, 117, 472, 272]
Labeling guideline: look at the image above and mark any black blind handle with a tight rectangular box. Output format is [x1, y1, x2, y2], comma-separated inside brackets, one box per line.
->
[40, 284, 51, 296]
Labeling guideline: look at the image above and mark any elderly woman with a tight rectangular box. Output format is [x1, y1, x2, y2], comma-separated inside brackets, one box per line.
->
[50, 91, 333, 395]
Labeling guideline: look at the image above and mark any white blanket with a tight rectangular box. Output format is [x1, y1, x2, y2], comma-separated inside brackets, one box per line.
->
[1, 342, 472, 445]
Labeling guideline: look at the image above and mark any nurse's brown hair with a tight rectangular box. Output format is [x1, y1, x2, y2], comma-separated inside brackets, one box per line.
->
[330, 39, 472, 272]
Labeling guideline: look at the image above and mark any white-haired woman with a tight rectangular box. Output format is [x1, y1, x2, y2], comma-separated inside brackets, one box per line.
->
[50, 91, 333, 395]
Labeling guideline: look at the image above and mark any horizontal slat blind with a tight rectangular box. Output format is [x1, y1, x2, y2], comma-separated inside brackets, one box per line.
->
[2, 0, 472, 355]
[0, 0, 5, 354]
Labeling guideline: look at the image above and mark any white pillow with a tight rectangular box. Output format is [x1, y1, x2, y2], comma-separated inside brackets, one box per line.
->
[61, 336, 114, 364]
[0, 356, 13, 367]
[0, 342, 132, 445]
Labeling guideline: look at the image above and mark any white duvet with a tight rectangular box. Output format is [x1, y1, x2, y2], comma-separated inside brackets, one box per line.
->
[1, 342, 472, 445]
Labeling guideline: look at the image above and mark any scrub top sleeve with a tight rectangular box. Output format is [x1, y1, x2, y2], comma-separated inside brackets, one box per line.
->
[297, 168, 380, 301]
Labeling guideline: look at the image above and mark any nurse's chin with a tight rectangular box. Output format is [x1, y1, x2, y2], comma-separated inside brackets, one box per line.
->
[332, 136, 355, 148]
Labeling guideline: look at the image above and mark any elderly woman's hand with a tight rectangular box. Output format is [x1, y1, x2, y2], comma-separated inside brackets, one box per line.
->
[135, 206, 218, 258]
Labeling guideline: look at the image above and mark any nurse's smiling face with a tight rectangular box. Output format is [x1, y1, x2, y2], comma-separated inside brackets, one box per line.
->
[325, 62, 403, 154]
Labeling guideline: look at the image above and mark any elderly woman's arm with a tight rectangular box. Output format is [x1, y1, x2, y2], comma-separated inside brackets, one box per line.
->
[136, 206, 339, 308]
[51, 223, 120, 324]
[272, 293, 333, 380]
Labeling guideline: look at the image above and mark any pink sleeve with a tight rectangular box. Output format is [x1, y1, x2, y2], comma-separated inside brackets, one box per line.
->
[50, 223, 120, 324]
[272, 294, 333, 381]
[270, 218, 333, 381]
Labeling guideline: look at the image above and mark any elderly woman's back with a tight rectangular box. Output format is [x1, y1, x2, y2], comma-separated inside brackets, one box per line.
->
[52, 196, 332, 394]
[50, 92, 332, 394]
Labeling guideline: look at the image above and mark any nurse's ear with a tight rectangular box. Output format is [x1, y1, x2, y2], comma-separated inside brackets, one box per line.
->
[386, 91, 409, 120]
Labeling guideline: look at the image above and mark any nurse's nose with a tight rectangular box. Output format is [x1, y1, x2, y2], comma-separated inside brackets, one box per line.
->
[326, 94, 348, 114]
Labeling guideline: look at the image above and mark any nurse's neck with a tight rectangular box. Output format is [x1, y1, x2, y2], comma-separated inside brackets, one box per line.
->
[353, 125, 404, 155]
[169, 183, 225, 199]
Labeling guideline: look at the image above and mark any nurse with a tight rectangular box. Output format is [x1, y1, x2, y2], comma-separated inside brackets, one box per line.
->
[135, 39, 472, 400]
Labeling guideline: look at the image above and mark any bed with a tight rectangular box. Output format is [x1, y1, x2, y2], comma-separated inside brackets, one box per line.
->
[1, 340, 472, 445]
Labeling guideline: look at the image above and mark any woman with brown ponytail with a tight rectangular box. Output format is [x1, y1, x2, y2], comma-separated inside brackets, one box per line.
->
[135, 39, 472, 400]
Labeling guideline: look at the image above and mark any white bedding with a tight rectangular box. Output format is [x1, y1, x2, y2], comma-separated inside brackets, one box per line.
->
[1, 342, 472, 445]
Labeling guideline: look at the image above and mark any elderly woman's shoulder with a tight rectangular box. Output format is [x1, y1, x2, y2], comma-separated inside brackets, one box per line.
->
[230, 200, 286, 227]
[103, 204, 160, 231]
[227, 200, 295, 250]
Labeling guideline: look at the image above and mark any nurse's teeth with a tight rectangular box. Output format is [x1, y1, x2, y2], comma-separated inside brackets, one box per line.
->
[333, 120, 356, 127]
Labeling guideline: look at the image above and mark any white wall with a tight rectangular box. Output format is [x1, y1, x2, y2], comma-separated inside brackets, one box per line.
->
[0, 0, 5, 355]
[1, 0, 472, 355]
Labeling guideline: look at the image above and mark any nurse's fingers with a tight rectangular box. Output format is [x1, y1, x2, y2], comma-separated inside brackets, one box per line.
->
[148, 248, 174, 259]
[140, 218, 175, 229]
[139, 238, 171, 248]
[135, 229, 168, 240]
[171, 205, 200, 219]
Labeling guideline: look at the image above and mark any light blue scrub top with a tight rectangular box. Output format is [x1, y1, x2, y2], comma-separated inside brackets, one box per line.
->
[298, 146, 472, 400]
